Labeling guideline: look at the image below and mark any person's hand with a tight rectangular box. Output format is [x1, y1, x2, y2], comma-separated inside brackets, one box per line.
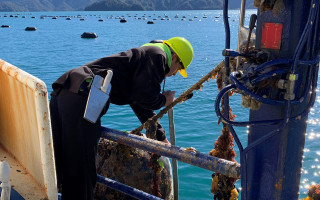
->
[161, 138, 170, 144]
[163, 90, 176, 107]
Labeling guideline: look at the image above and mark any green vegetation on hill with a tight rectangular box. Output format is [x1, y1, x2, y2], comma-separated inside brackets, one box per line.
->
[0, 0, 96, 11]
[85, 0, 225, 11]
[0, 0, 254, 12]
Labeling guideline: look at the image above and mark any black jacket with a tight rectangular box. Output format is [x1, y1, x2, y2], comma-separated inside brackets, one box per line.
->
[52, 45, 170, 140]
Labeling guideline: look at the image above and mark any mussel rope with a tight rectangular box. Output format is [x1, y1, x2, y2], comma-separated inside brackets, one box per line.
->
[132, 60, 224, 135]
[130, 60, 225, 197]
[210, 58, 239, 200]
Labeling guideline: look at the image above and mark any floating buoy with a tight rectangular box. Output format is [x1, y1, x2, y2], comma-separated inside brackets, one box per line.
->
[52, 17, 57, 19]
[31, 16, 36, 19]
[66, 17, 71, 20]
[147, 21, 154, 24]
[25, 27, 37, 31]
[1, 25, 10, 28]
[98, 19, 104, 22]
[81, 32, 98, 38]
[120, 19, 127, 23]
[80, 18, 85, 21]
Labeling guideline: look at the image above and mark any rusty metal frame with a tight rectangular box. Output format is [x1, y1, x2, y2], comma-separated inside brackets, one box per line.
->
[101, 126, 241, 179]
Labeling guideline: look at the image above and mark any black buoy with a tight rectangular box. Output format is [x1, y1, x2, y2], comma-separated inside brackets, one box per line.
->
[120, 19, 127, 23]
[147, 21, 154, 24]
[52, 17, 57, 19]
[81, 32, 98, 38]
[98, 19, 104, 22]
[1, 25, 10, 28]
[66, 17, 71, 20]
[80, 18, 85, 21]
[25, 27, 37, 31]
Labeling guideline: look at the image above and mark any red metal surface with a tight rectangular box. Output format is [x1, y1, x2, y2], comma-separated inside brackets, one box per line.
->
[261, 23, 283, 50]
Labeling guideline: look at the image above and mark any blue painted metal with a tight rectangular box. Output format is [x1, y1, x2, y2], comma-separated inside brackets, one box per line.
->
[246, 1, 319, 199]
[96, 175, 163, 200]
[223, 0, 231, 121]
[100, 126, 241, 179]
[218, 0, 320, 199]
[0, 185, 24, 200]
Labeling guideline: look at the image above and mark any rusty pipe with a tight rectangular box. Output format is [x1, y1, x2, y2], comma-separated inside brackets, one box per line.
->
[101, 126, 241, 179]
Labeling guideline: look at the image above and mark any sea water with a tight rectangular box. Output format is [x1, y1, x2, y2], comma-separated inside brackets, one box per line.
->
[0, 9, 318, 199]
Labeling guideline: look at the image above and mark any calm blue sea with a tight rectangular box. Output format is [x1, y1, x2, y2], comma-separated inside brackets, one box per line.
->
[0, 9, 319, 199]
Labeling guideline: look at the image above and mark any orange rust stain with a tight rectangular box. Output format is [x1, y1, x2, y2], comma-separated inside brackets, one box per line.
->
[275, 178, 283, 191]
[43, 112, 47, 121]
[36, 83, 48, 96]
[13, 71, 18, 79]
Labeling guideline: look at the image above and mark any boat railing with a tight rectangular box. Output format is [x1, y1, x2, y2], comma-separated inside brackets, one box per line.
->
[98, 123, 241, 200]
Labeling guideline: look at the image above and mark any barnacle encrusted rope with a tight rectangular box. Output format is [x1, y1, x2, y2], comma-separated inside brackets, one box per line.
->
[209, 58, 239, 200]
[132, 60, 225, 136]
[130, 60, 224, 197]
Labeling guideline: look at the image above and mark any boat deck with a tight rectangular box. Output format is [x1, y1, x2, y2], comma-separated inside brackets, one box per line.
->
[0, 145, 47, 199]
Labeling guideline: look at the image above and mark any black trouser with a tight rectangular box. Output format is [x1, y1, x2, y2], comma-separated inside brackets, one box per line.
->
[50, 89, 102, 200]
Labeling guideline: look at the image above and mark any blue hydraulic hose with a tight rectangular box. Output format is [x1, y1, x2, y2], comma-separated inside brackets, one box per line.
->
[311, 3, 320, 57]
[223, 0, 231, 120]
[229, 72, 293, 105]
[223, 0, 230, 51]
[253, 58, 292, 74]
[97, 175, 163, 200]
[215, 69, 315, 127]
[215, 1, 320, 200]
[298, 55, 320, 65]
[241, 100, 291, 199]
[215, 84, 283, 126]
[250, 68, 288, 85]
[243, 104, 289, 154]
[291, 0, 319, 73]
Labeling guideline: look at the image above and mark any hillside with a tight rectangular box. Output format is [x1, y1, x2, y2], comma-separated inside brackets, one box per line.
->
[85, 0, 255, 11]
[0, 0, 255, 12]
[0, 0, 96, 11]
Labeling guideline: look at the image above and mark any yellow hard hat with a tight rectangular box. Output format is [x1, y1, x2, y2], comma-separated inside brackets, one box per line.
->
[164, 37, 194, 77]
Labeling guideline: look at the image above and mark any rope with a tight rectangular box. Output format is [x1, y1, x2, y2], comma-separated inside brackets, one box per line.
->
[210, 56, 239, 200]
[132, 60, 225, 134]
